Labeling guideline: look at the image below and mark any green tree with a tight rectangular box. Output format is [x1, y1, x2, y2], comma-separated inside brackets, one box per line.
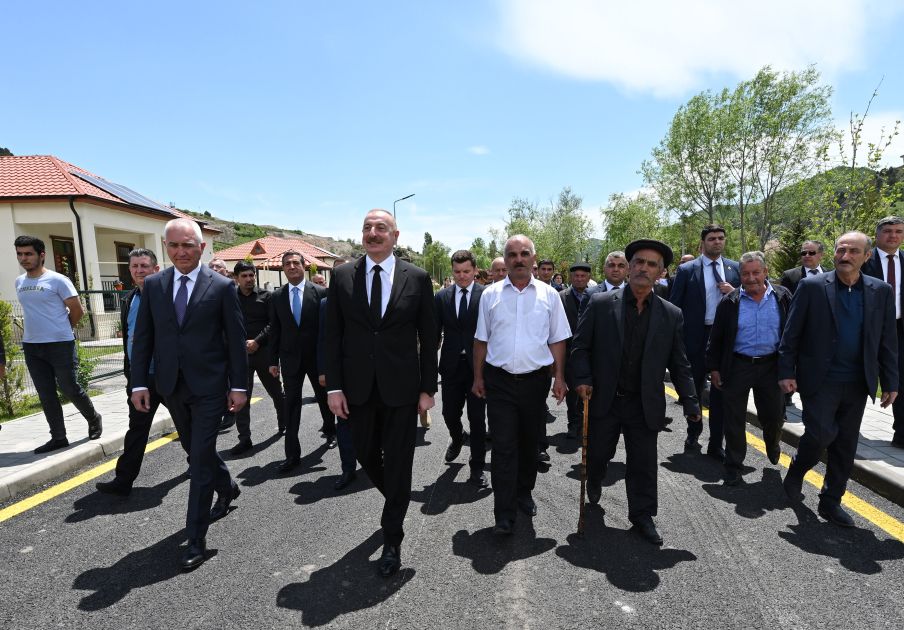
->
[600, 192, 665, 263]
[0, 300, 27, 416]
[0, 147, 13, 157]
[469, 237, 492, 269]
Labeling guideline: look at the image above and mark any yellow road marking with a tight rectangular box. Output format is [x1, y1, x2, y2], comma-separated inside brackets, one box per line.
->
[0, 396, 263, 524]
[665, 385, 904, 542]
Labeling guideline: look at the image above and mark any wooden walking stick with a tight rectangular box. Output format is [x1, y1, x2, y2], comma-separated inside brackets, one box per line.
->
[578, 396, 590, 536]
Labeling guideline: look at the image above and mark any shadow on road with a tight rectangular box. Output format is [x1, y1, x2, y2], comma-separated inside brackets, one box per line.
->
[65, 473, 187, 523]
[451, 520, 557, 575]
[219, 431, 283, 461]
[556, 506, 697, 592]
[660, 448, 723, 484]
[700, 467, 787, 519]
[235, 444, 329, 488]
[276, 530, 414, 627]
[73, 530, 212, 610]
[565, 460, 627, 486]
[415, 426, 432, 447]
[778, 502, 904, 574]
[410, 463, 492, 515]
[290, 469, 373, 506]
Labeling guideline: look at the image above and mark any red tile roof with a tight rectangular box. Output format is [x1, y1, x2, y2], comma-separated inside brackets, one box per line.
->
[216, 235, 339, 269]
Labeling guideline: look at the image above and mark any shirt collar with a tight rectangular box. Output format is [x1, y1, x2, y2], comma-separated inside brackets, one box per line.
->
[288, 279, 305, 291]
[880, 250, 900, 260]
[502, 275, 538, 293]
[176, 265, 202, 283]
[804, 265, 823, 272]
[701, 255, 723, 266]
[458, 281, 475, 294]
[366, 255, 396, 276]
[604, 280, 623, 291]
[740, 282, 775, 299]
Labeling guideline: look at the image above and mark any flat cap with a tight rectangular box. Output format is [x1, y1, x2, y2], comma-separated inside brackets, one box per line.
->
[569, 262, 591, 273]
[625, 239, 674, 269]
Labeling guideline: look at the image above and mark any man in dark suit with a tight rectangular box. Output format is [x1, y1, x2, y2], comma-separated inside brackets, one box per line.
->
[862, 216, 904, 447]
[588, 250, 627, 295]
[779, 231, 898, 527]
[572, 239, 700, 545]
[96, 248, 165, 496]
[669, 224, 740, 458]
[268, 250, 331, 472]
[780, 240, 825, 294]
[560, 262, 593, 439]
[325, 209, 438, 577]
[706, 251, 792, 485]
[131, 218, 248, 571]
[435, 249, 488, 487]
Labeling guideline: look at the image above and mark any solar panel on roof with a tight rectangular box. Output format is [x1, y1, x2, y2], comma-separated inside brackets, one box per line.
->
[69, 171, 171, 213]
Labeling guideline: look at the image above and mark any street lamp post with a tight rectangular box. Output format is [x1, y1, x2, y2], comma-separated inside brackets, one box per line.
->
[393, 193, 415, 217]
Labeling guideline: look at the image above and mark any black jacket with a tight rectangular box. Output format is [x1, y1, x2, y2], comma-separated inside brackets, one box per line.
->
[435, 283, 484, 378]
[269, 281, 327, 377]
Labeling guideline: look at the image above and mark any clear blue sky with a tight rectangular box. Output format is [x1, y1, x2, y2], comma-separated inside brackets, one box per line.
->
[4, 1, 903, 251]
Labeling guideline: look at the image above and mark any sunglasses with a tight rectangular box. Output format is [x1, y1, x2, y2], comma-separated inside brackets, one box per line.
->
[799, 250, 818, 256]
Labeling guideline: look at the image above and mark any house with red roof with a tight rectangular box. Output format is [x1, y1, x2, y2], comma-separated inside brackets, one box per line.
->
[215, 235, 341, 287]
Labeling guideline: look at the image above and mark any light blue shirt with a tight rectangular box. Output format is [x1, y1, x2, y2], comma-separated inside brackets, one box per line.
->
[733, 283, 781, 356]
[701, 255, 725, 325]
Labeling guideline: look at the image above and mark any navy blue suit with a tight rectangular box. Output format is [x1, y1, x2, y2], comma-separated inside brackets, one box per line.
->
[669, 255, 739, 448]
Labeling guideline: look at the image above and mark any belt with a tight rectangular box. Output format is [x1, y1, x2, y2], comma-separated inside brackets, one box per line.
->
[733, 352, 777, 364]
[487, 364, 548, 380]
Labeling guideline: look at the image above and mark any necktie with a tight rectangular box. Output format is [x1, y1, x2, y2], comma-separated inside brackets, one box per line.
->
[711, 261, 724, 284]
[808, 269, 817, 276]
[126, 292, 140, 361]
[174, 276, 188, 325]
[458, 288, 468, 325]
[888, 254, 896, 289]
[292, 286, 301, 326]
[371, 264, 383, 321]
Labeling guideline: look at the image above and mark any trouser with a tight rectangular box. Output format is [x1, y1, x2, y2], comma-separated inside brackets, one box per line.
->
[721, 356, 784, 472]
[687, 329, 724, 447]
[588, 393, 658, 522]
[115, 379, 166, 484]
[235, 348, 284, 441]
[485, 364, 547, 522]
[283, 366, 333, 461]
[348, 383, 417, 547]
[23, 341, 97, 440]
[537, 375, 551, 451]
[788, 381, 868, 505]
[166, 375, 233, 541]
[441, 356, 487, 475]
[891, 320, 904, 436]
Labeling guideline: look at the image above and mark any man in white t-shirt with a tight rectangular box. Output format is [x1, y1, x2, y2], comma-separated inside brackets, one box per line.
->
[14, 236, 102, 453]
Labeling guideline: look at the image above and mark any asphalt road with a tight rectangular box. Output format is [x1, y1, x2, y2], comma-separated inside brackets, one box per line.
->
[2, 382, 903, 629]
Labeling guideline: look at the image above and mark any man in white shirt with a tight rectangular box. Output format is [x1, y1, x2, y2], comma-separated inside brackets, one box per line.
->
[589, 250, 629, 294]
[473, 235, 571, 535]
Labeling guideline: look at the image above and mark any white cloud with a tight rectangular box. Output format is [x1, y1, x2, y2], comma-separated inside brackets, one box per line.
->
[494, 0, 899, 97]
[468, 145, 491, 156]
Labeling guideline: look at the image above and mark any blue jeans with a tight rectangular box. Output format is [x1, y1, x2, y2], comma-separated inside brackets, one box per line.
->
[23, 341, 97, 440]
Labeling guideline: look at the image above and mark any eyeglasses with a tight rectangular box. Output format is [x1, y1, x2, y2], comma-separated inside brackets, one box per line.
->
[799, 251, 818, 257]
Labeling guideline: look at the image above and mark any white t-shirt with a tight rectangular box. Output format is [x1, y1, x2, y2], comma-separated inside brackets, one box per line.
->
[15, 270, 78, 343]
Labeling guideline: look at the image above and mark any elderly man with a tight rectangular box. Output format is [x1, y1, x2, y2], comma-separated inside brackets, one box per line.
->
[780, 240, 825, 294]
[209, 258, 229, 276]
[489, 257, 507, 283]
[779, 231, 898, 527]
[706, 252, 793, 485]
[473, 235, 570, 535]
[325, 209, 437, 577]
[572, 239, 700, 545]
[561, 262, 593, 439]
[311, 273, 327, 287]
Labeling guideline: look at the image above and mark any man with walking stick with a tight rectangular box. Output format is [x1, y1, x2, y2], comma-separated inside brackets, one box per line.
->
[571, 239, 700, 545]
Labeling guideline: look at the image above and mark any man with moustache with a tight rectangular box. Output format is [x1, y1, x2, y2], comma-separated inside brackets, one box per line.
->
[560, 262, 593, 439]
[325, 209, 437, 577]
[96, 249, 163, 495]
[572, 239, 700, 545]
[489, 257, 507, 283]
[435, 250, 488, 487]
[131, 218, 247, 570]
[473, 235, 570, 535]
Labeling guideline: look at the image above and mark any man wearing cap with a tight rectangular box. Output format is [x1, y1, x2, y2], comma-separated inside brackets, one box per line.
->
[781, 240, 825, 294]
[560, 262, 593, 439]
[863, 216, 904, 447]
[572, 239, 700, 545]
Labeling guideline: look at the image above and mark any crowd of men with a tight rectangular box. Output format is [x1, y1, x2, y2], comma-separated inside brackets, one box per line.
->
[9, 211, 904, 575]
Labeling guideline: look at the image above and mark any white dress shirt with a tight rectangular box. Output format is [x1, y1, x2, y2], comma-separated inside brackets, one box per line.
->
[287, 279, 306, 320]
[365, 255, 395, 317]
[604, 280, 624, 292]
[475, 276, 572, 374]
[701, 255, 726, 325]
[455, 281, 475, 317]
[880, 250, 902, 319]
[172, 264, 202, 302]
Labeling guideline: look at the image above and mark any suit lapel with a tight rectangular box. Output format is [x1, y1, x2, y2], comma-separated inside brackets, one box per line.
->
[384, 259, 408, 323]
[825, 271, 839, 333]
[468, 284, 483, 326]
[642, 296, 663, 360]
[161, 268, 177, 326]
[182, 266, 213, 328]
[694, 258, 706, 300]
[353, 258, 372, 326]
[447, 286, 458, 328]
[612, 292, 625, 351]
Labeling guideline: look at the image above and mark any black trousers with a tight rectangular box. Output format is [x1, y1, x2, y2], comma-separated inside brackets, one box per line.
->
[236, 349, 285, 441]
[283, 366, 333, 461]
[22, 341, 97, 440]
[588, 393, 658, 522]
[485, 364, 547, 522]
[687, 328, 724, 447]
[166, 376, 234, 541]
[348, 383, 417, 547]
[891, 320, 904, 436]
[115, 380, 167, 484]
[720, 357, 784, 472]
[789, 381, 868, 505]
[440, 356, 487, 474]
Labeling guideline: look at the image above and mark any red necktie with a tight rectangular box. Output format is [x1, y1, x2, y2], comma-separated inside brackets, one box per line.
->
[888, 254, 896, 289]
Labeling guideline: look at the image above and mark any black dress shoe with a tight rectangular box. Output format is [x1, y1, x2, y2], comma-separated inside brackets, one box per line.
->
[210, 484, 241, 520]
[587, 481, 602, 505]
[566, 425, 578, 439]
[219, 415, 235, 430]
[278, 458, 300, 473]
[891, 433, 904, 448]
[378, 545, 401, 577]
[34, 438, 69, 454]
[706, 444, 726, 461]
[537, 449, 551, 463]
[684, 436, 701, 450]
[276, 425, 286, 436]
[493, 519, 514, 535]
[230, 439, 253, 455]
[445, 441, 463, 463]
[96, 478, 132, 496]
[87, 413, 103, 440]
[517, 497, 537, 516]
[333, 470, 357, 491]
[766, 441, 781, 465]
[724, 470, 742, 486]
[181, 538, 207, 571]
[325, 434, 338, 449]
[630, 517, 663, 545]
[467, 472, 489, 488]
[783, 471, 804, 502]
[818, 502, 855, 527]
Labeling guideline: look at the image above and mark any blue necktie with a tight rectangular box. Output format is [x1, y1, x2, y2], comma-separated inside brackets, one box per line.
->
[174, 276, 188, 325]
[292, 286, 301, 326]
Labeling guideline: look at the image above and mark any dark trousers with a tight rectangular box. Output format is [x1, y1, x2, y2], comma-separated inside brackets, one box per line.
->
[485, 364, 547, 522]
[336, 417, 357, 473]
[588, 393, 658, 522]
[236, 349, 285, 441]
[348, 383, 417, 547]
[115, 380, 166, 484]
[721, 357, 784, 472]
[538, 376, 551, 451]
[283, 367, 334, 461]
[687, 331, 724, 447]
[22, 341, 97, 440]
[892, 321, 904, 436]
[166, 376, 234, 540]
[441, 357, 487, 474]
[789, 381, 868, 505]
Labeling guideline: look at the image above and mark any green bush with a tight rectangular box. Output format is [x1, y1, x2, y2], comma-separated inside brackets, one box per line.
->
[0, 300, 27, 417]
